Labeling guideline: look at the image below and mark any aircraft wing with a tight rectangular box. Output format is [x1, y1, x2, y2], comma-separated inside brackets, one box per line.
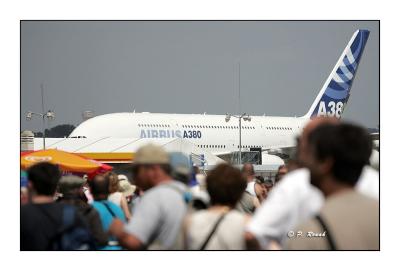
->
[261, 144, 297, 159]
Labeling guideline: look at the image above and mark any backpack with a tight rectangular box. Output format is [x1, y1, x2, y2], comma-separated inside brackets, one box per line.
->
[49, 205, 96, 250]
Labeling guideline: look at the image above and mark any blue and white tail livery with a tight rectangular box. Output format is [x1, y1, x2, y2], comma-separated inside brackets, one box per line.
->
[303, 29, 370, 119]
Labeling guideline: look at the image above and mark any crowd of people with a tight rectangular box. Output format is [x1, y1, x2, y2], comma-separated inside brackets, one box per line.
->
[20, 117, 379, 250]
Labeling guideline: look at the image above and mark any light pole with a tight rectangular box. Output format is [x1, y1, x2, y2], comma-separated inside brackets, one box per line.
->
[26, 110, 55, 150]
[25, 83, 55, 149]
[225, 113, 251, 165]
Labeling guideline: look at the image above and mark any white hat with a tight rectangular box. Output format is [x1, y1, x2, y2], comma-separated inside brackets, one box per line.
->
[118, 174, 129, 182]
[245, 181, 257, 197]
[118, 176, 136, 197]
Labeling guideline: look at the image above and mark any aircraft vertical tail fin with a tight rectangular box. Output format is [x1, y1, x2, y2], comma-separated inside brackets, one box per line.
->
[303, 29, 370, 119]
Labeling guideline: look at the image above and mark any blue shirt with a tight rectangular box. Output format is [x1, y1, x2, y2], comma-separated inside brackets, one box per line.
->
[92, 200, 126, 250]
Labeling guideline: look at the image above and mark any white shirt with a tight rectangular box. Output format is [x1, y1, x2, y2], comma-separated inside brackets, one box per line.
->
[186, 210, 247, 250]
[356, 166, 379, 200]
[246, 166, 379, 248]
[108, 192, 123, 207]
[246, 181, 257, 197]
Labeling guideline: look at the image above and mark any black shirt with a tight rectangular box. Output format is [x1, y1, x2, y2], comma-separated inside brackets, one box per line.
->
[21, 202, 87, 250]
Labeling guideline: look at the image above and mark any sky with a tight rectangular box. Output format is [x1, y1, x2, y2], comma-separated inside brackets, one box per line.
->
[21, 21, 379, 132]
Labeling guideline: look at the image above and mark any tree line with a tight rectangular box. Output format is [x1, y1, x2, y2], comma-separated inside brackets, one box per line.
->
[34, 124, 76, 138]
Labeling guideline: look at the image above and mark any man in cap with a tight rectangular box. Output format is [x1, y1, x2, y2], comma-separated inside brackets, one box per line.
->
[57, 175, 108, 247]
[109, 144, 188, 250]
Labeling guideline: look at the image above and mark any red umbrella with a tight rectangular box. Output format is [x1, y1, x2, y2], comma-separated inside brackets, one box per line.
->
[87, 159, 113, 180]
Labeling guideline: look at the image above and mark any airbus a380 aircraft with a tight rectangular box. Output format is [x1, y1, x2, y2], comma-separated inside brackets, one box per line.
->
[70, 29, 370, 160]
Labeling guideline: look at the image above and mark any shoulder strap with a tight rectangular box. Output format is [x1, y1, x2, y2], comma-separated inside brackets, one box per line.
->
[315, 214, 337, 250]
[199, 212, 228, 250]
[101, 201, 117, 218]
[163, 183, 192, 203]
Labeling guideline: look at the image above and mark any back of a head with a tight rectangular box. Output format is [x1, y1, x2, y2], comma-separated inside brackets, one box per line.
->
[104, 171, 119, 193]
[89, 175, 110, 199]
[207, 164, 247, 207]
[58, 175, 85, 197]
[169, 152, 192, 184]
[308, 122, 372, 186]
[27, 162, 61, 196]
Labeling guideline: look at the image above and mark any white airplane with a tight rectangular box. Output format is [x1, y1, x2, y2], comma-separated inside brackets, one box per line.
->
[69, 29, 370, 163]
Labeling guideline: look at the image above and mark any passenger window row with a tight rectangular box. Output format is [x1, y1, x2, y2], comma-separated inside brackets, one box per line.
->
[138, 124, 171, 128]
[266, 127, 293, 130]
[184, 125, 253, 129]
[198, 144, 226, 149]
[196, 145, 264, 149]
[138, 123, 292, 131]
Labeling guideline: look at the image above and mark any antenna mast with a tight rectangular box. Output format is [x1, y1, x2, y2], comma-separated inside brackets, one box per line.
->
[238, 62, 241, 114]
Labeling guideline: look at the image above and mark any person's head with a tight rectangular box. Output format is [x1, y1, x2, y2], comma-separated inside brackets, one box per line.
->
[20, 187, 29, 205]
[27, 162, 61, 197]
[207, 164, 247, 208]
[132, 144, 172, 191]
[274, 165, 288, 183]
[118, 175, 136, 198]
[255, 179, 267, 201]
[104, 171, 119, 194]
[263, 179, 274, 193]
[89, 174, 110, 200]
[169, 152, 192, 185]
[242, 163, 255, 181]
[58, 175, 86, 200]
[298, 117, 339, 167]
[304, 122, 372, 194]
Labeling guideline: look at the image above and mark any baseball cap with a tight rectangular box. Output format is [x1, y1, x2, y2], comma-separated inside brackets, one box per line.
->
[58, 175, 85, 195]
[169, 152, 192, 177]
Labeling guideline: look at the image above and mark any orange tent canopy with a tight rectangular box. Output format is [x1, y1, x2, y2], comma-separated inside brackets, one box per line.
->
[20, 149, 110, 173]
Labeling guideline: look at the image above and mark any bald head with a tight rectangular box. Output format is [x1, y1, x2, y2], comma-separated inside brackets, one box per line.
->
[89, 175, 110, 200]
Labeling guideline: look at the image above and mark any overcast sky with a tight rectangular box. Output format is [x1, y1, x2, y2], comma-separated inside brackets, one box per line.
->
[21, 21, 379, 132]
